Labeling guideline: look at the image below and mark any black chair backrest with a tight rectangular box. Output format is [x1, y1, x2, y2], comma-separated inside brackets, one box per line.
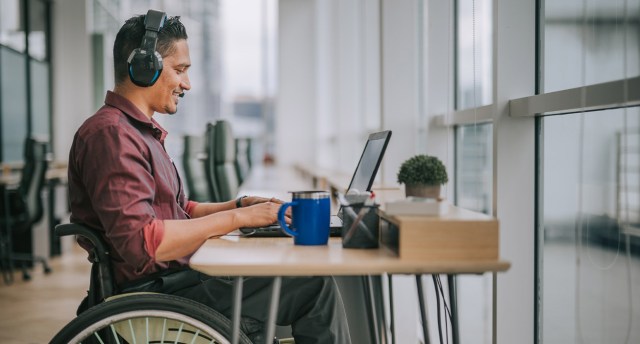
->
[182, 135, 209, 202]
[234, 137, 252, 185]
[19, 138, 49, 226]
[55, 223, 116, 308]
[214, 120, 240, 201]
[204, 123, 221, 202]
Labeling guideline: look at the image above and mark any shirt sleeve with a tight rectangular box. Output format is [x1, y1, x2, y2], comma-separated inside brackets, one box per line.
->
[143, 219, 165, 259]
[184, 201, 199, 217]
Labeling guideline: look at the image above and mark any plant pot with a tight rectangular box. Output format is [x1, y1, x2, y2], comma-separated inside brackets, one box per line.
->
[405, 184, 441, 199]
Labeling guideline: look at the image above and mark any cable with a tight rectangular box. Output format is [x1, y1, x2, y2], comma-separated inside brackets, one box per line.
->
[435, 275, 453, 322]
[433, 275, 444, 344]
[435, 275, 451, 344]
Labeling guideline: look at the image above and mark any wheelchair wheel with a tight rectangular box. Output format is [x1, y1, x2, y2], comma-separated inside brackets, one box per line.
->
[50, 293, 252, 344]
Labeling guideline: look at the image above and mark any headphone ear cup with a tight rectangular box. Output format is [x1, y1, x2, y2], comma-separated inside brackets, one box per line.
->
[127, 49, 163, 87]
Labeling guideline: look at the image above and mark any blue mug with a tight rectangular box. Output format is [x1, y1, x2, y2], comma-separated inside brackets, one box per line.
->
[277, 191, 331, 245]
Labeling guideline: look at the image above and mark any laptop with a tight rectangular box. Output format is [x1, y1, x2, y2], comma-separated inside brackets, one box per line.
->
[239, 130, 392, 237]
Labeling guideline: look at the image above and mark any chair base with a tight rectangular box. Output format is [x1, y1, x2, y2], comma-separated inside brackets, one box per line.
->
[1, 252, 51, 284]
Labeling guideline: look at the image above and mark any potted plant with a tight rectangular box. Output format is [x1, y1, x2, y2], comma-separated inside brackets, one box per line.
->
[397, 154, 448, 199]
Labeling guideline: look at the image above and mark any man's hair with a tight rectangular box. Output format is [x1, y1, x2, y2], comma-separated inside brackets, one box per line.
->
[113, 14, 188, 85]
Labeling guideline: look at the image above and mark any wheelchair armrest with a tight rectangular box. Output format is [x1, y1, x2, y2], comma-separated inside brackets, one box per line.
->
[55, 223, 116, 303]
[55, 223, 111, 260]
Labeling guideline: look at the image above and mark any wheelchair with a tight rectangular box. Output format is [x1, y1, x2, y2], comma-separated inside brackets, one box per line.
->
[50, 223, 253, 344]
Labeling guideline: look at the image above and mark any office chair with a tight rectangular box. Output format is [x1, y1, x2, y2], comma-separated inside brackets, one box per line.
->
[182, 135, 210, 202]
[235, 137, 252, 185]
[214, 120, 241, 202]
[204, 122, 222, 202]
[0, 138, 52, 283]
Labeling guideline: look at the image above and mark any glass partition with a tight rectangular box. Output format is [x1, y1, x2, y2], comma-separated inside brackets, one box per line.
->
[30, 59, 49, 140]
[542, 0, 640, 93]
[28, 0, 48, 60]
[0, 0, 26, 53]
[1, 46, 28, 162]
[539, 107, 640, 343]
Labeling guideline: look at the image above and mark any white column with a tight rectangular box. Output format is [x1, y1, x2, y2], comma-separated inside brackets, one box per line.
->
[51, 0, 93, 160]
[276, 0, 317, 166]
[379, 0, 421, 186]
[494, 0, 536, 343]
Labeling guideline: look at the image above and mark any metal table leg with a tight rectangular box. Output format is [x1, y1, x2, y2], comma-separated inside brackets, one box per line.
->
[416, 275, 430, 344]
[492, 272, 497, 344]
[264, 276, 282, 344]
[231, 276, 244, 344]
[364, 275, 381, 344]
[388, 274, 395, 344]
[447, 275, 459, 344]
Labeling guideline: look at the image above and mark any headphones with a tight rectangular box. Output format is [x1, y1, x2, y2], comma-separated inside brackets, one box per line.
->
[127, 9, 167, 87]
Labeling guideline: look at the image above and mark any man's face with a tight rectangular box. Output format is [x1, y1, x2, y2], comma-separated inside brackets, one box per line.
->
[149, 39, 191, 115]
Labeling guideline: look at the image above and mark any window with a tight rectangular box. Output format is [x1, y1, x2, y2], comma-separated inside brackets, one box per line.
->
[540, 107, 640, 343]
[1, 0, 51, 162]
[534, 0, 640, 342]
[1, 47, 28, 162]
[0, 0, 26, 53]
[543, 0, 640, 93]
[455, 123, 493, 214]
[456, 0, 492, 110]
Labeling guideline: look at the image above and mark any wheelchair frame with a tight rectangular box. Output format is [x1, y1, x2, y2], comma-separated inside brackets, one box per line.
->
[50, 223, 252, 344]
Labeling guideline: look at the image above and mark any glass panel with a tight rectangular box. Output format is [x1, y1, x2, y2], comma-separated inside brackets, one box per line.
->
[539, 107, 640, 343]
[30, 59, 50, 140]
[456, 0, 493, 110]
[0, 0, 26, 52]
[1, 46, 28, 162]
[543, 0, 640, 93]
[28, 0, 48, 60]
[455, 123, 493, 214]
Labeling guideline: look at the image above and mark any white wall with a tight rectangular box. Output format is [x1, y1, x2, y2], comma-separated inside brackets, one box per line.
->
[51, 0, 93, 161]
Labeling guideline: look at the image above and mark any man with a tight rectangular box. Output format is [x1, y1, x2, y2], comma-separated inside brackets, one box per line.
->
[68, 12, 351, 343]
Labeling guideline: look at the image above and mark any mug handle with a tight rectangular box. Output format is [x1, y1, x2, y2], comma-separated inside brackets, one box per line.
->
[278, 202, 297, 237]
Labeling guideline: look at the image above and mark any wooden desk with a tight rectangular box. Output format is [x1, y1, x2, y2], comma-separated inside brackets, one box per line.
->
[199, 164, 510, 344]
[191, 237, 509, 277]
[191, 236, 509, 344]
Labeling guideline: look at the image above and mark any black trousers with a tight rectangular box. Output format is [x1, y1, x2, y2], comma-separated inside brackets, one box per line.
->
[131, 269, 352, 344]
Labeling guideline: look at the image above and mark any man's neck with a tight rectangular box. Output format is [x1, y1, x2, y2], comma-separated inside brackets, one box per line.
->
[113, 84, 154, 119]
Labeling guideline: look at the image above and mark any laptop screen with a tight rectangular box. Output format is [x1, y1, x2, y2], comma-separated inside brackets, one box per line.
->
[347, 130, 392, 193]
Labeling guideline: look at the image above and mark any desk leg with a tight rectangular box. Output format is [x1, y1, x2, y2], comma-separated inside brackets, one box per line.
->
[388, 274, 395, 344]
[264, 276, 282, 344]
[447, 275, 459, 344]
[231, 276, 244, 344]
[416, 275, 431, 344]
[492, 272, 497, 344]
[363, 276, 380, 344]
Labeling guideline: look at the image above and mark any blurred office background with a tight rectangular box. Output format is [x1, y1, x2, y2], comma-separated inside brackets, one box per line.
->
[1, 0, 639, 343]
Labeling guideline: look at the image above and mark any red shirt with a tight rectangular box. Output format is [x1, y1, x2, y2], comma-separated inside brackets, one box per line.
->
[68, 91, 195, 286]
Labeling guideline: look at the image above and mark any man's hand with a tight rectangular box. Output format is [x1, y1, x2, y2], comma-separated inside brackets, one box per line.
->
[242, 196, 285, 207]
[234, 201, 291, 228]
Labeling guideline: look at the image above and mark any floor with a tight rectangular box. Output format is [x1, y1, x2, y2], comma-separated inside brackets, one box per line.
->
[0, 245, 90, 344]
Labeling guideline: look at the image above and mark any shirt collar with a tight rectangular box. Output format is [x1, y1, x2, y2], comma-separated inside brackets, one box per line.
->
[104, 91, 168, 141]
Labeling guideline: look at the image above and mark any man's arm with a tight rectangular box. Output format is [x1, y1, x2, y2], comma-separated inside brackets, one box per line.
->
[154, 200, 284, 261]
[188, 196, 284, 218]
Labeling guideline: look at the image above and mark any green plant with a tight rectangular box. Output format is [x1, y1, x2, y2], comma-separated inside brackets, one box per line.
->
[397, 154, 448, 186]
